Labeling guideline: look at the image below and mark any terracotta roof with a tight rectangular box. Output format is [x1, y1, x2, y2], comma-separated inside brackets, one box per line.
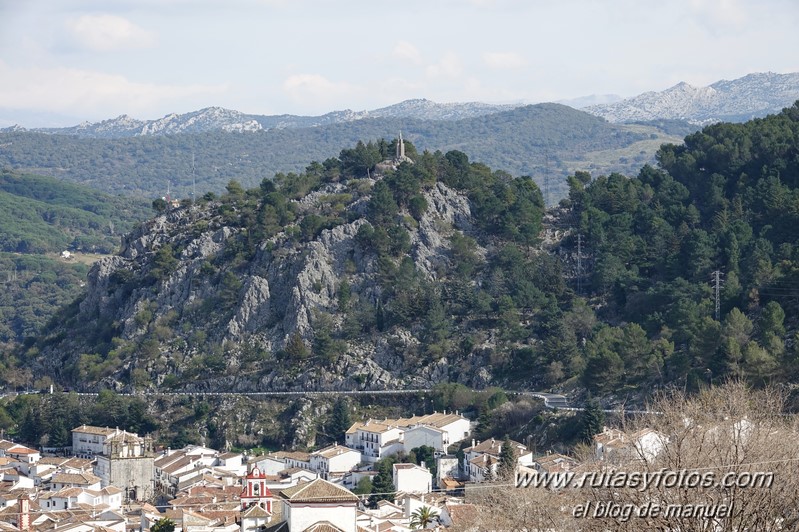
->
[160, 456, 195, 475]
[7, 445, 38, 455]
[279, 466, 313, 476]
[38, 457, 70, 466]
[63, 458, 94, 471]
[470, 438, 525, 455]
[348, 412, 467, 435]
[218, 452, 241, 460]
[71, 425, 117, 436]
[444, 503, 480, 525]
[105, 430, 142, 443]
[469, 454, 495, 467]
[304, 522, 346, 532]
[270, 450, 311, 462]
[313, 444, 359, 459]
[441, 477, 463, 490]
[51, 487, 84, 498]
[241, 504, 271, 518]
[279, 479, 359, 503]
[50, 472, 101, 486]
[392, 463, 429, 473]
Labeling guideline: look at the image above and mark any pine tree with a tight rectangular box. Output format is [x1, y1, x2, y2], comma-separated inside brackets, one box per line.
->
[368, 459, 396, 507]
[497, 435, 518, 481]
[579, 399, 605, 443]
[327, 397, 352, 444]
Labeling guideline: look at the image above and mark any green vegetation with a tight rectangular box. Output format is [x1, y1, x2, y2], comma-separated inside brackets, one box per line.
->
[1, 390, 158, 447]
[0, 169, 149, 254]
[559, 101, 799, 390]
[8, 102, 799, 404]
[0, 253, 89, 347]
[369, 455, 398, 507]
[497, 435, 518, 481]
[0, 104, 667, 203]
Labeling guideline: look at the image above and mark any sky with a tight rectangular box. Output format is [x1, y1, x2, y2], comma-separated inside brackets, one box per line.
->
[0, 0, 798, 127]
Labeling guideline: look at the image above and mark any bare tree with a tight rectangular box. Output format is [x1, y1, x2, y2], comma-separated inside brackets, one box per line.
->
[460, 382, 799, 531]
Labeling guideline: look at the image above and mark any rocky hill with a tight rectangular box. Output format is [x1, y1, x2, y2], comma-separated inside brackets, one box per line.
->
[16, 104, 799, 407]
[586, 71, 799, 124]
[29, 144, 564, 394]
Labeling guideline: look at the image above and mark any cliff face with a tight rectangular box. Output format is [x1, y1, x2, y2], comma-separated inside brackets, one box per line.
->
[37, 174, 506, 393]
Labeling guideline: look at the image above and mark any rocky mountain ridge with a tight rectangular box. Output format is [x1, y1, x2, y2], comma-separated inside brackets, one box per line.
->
[32, 149, 548, 394]
[586, 71, 799, 124]
[4, 99, 523, 139]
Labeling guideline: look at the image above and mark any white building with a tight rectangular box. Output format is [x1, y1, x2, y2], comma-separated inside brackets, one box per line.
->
[462, 438, 533, 483]
[248, 455, 286, 477]
[48, 472, 102, 492]
[346, 421, 404, 463]
[0, 441, 41, 469]
[83, 428, 155, 502]
[275, 478, 359, 532]
[71, 426, 118, 457]
[402, 425, 447, 454]
[39, 486, 123, 511]
[593, 427, 666, 464]
[392, 463, 432, 495]
[524, 453, 580, 490]
[310, 445, 361, 482]
[346, 411, 470, 463]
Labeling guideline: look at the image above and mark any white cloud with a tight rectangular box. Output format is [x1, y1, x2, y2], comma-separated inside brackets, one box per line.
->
[482, 51, 527, 69]
[0, 60, 227, 119]
[425, 52, 463, 79]
[282, 73, 363, 110]
[687, 0, 748, 27]
[65, 14, 156, 51]
[392, 40, 423, 65]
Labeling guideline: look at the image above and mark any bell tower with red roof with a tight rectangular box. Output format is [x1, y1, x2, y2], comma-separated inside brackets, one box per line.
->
[240, 467, 273, 513]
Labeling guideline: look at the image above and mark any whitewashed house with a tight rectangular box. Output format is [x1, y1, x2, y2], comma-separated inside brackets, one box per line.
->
[593, 427, 666, 464]
[310, 445, 361, 482]
[392, 463, 432, 495]
[273, 478, 359, 532]
[462, 438, 533, 483]
[346, 411, 470, 463]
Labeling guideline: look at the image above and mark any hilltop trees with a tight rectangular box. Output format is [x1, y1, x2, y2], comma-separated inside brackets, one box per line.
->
[563, 102, 799, 388]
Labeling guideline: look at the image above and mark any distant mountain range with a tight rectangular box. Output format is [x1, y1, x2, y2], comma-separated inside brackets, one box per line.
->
[0, 104, 665, 202]
[585, 72, 799, 125]
[3, 72, 797, 138]
[2, 99, 522, 139]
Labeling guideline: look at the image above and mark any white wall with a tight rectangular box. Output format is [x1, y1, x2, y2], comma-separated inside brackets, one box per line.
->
[394, 466, 432, 495]
[327, 451, 361, 474]
[286, 502, 356, 532]
[403, 427, 445, 453]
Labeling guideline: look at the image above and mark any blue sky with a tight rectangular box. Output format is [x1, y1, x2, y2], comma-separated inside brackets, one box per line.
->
[1, 0, 798, 126]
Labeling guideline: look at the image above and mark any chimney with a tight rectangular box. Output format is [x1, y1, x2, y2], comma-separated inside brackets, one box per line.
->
[471, 439, 475, 448]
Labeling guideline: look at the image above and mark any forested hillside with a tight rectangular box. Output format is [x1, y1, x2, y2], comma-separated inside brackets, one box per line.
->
[0, 169, 150, 254]
[24, 139, 558, 394]
[0, 254, 89, 353]
[7, 103, 799, 404]
[0, 170, 150, 350]
[564, 101, 799, 391]
[0, 104, 678, 203]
